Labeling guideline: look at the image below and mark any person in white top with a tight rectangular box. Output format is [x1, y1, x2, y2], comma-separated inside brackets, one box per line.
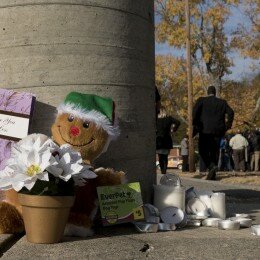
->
[180, 135, 189, 172]
[229, 130, 249, 171]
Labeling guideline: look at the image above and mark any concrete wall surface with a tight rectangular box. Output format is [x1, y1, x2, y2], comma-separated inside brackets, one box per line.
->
[0, 0, 155, 202]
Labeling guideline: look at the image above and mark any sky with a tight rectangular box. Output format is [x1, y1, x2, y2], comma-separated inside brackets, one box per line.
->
[155, 5, 259, 81]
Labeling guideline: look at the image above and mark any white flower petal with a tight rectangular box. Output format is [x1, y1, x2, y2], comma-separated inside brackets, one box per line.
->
[0, 177, 13, 190]
[70, 164, 83, 174]
[33, 137, 42, 151]
[58, 175, 70, 182]
[13, 173, 30, 182]
[39, 152, 52, 170]
[37, 172, 49, 181]
[24, 181, 36, 191]
[20, 152, 30, 167]
[0, 133, 94, 191]
[80, 170, 97, 179]
[13, 181, 25, 192]
[61, 153, 71, 164]
[59, 145, 82, 164]
[47, 165, 63, 177]
[27, 150, 37, 165]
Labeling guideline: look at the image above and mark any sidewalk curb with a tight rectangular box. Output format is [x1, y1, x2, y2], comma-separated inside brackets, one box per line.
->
[0, 234, 23, 257]
[179, 176, 260, 191]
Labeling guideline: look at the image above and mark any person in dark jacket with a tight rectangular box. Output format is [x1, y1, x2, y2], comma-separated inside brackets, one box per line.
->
[156, 107, 180, 174]
[193, 86, 234, 180]
[251, 129, 260, 171]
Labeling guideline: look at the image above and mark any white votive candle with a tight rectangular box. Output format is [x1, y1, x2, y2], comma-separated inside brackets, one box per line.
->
[154, 185, 185, 211]
[210, 193, 226, 219]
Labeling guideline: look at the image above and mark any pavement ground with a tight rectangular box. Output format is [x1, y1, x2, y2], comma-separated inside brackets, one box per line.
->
[0, 173, 259, 260]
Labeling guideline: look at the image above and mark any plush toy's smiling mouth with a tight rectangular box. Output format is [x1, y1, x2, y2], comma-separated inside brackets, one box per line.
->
[58, 127, 94, 147]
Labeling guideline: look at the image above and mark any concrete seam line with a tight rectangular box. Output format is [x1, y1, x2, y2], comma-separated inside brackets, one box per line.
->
[0, 2, 153, 24]
[0, 234, 23, 257]
[10, 84, 156, 91]
[0, 43, 143, 52]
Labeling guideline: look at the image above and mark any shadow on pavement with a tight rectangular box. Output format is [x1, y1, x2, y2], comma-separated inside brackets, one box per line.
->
[217, 189, 260, 200]
[60, 223, 141, 243]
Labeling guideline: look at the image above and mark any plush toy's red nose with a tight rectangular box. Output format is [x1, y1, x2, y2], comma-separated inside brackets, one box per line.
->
[70, 126, 80, 136]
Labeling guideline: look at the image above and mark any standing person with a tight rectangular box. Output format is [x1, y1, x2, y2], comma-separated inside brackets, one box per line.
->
[251, 129, 260, 172]
[226, 133, 235, 171]
[247, 131, 255, 171]
[193, 85, 234, 180]
[156, 107, 180, 174]
[223, 136, 233, 171]
[218, 137, 226, 171]
[229, 130, 249, 172]
[155, 86, 161, 120]
[244, 130, 252, 171]
[181, 135, 189, 172]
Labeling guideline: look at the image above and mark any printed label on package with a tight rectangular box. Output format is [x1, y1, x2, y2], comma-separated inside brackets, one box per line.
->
[97, 182, 144, 226]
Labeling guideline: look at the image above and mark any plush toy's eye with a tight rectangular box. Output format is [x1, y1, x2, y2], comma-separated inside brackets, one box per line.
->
[68, 115, 74, 122]
[83, 121, 90, 128]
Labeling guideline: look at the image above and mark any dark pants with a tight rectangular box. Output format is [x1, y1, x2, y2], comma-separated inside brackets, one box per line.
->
[199, 157, 207, 172]
[218, 149, 225, 171]
[182, 155, 189, 172]
[233, 149, 245, 171]
[158, 154, 168, 174]
[199, 133, 222, 176]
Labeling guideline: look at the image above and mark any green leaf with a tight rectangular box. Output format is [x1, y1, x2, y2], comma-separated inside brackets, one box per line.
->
[19, 174, 75, 196]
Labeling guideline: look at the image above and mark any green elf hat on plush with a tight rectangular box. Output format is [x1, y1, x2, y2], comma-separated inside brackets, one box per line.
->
[57, 92, 120, 140]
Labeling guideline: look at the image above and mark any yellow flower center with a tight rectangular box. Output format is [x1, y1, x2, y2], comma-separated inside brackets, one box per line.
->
[26, 164, 41, 177]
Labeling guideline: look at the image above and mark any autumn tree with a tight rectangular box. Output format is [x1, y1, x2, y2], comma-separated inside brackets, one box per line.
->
[222, 74, 260, 129]
[249, 74, 260, 124]
[232, 0, 260, 59]
[156, 55, 206, 125]
[155, 0, 239, 95]
[155, 0, 259, 136]
[231, 0, 260, 122]
[157, 55, 260, 131]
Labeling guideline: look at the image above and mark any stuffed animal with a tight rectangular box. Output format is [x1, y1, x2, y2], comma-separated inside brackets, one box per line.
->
[52, 92, 125, 236]
[0, 92, 125, 237]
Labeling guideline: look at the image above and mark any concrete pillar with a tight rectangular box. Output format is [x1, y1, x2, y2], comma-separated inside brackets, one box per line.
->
[0, 0, 155, 202]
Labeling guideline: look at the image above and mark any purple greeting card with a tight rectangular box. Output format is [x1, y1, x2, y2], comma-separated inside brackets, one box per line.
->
[0, 89, 36, 171]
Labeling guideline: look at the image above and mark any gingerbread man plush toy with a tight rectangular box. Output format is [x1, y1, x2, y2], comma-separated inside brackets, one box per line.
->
[0, 92, 125, 237]
[52, 92, 125, 236]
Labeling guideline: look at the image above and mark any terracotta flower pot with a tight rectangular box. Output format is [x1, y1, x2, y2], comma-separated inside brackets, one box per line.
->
[18, 194, 75, 244]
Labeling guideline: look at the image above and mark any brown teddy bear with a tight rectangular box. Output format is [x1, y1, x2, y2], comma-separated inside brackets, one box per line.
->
[0, 92, 125, 237]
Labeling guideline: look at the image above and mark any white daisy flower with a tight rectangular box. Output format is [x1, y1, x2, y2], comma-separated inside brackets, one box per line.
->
[0, 134, 97, 193]
[47, 144, 96, 184]
[1, 148, 53, 192]
[15, 133, 58, 153]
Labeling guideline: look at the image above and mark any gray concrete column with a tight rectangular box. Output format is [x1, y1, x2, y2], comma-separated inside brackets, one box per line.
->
[0, 0, 155, 202]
